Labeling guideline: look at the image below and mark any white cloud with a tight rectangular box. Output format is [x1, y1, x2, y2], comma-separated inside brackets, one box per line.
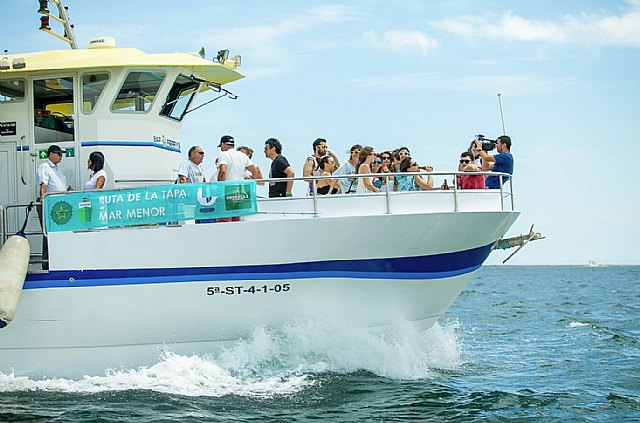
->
[197, 4, 361, 78]
[429, 1, 640, 48]
[362, 30, 438, 54]
[308, 4, 362, 23]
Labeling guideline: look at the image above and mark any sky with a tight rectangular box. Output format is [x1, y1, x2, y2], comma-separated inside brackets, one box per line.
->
[2, 0, 639, 265]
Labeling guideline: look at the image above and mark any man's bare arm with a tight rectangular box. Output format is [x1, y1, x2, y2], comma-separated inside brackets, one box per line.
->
[284, 167, 295, 196]
[217, 164, 227, 181]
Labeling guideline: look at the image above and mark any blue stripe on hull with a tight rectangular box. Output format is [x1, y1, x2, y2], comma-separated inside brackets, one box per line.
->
[24, 243, 493, 289]
[81, 141, 181, 153]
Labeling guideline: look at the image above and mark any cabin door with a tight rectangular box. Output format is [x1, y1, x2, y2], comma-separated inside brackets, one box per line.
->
[32, 76, 77, 190]
[0, 142, 17, 208]
[0, 142, 18, 236]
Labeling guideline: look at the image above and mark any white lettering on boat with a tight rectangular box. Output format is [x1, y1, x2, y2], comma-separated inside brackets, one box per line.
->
[99, 194, 124, 204]
[162, 189, 187, 199]
[99, 210, 122, 220]
[125, 207, 166, 219]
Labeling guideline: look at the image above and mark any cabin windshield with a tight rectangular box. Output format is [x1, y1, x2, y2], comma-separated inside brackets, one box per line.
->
[0, 79, 25, 102]
[160, 74, 199, 121]
[82, 73, 110, 113]
[111, 71, 165, 112]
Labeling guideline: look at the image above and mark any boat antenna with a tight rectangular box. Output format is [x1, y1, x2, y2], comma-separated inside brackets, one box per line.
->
[497, 93, 507, 135]
[37, 0, 78, 49]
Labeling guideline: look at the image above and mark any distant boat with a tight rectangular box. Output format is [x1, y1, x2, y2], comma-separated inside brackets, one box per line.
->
[587, 260, 606, 268]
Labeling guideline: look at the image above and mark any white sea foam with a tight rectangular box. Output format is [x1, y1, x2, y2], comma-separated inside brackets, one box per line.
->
[568, 321, 591, 328]
[0, 319, 462, 396]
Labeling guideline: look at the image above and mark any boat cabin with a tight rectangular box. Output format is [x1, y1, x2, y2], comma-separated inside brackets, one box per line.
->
[0, 38, 243, 253]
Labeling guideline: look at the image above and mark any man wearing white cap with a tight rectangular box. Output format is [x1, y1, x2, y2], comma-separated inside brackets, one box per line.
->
[36, 144, 69, 269]
[216, 135, 260, 222]
[217, 135, 259, 182]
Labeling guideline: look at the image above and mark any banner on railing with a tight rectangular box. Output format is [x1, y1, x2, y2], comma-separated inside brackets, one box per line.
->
[43, 181, 257, 232]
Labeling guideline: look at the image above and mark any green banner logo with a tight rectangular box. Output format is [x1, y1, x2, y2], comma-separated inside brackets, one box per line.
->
[224, 184, 253, 211]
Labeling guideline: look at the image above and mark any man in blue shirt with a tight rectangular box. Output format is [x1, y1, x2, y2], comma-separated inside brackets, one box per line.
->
[475, 135, 513, 189]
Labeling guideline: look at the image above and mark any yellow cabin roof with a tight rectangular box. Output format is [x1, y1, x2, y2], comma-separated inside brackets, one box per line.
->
[0, 48, 244, 85]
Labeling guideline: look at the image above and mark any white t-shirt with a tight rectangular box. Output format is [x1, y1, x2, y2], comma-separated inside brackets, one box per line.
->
[217, 149, 254, 181]
[178, 159, 205, 183]
[84, 169, 107, 190]
[37, 160, 67, 193]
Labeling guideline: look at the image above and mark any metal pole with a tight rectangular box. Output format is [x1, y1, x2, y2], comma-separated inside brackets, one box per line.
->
[452, 173, 459, 212]
[385, 175, 391, 214]
[312, 179, 318, 217]
[509, 178, 515, 211]
[499, 175, 504, 211]
[55, 1, 78, 49]
[498, 93, 506, 135]
[0, 205, 5, 248]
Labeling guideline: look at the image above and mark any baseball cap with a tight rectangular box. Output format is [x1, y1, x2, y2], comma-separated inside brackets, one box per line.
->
[219, 135, 235, 146]
[47, 145, 64, 155]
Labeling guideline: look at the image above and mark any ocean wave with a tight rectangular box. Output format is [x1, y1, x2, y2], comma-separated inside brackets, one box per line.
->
[0, 319, 462, 397]
[567, 321, 591, 328]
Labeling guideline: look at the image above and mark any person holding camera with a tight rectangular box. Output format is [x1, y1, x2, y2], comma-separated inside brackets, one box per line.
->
[475, 135, 513, 189]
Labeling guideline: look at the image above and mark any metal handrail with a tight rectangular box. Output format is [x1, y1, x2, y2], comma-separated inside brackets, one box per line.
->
[0, 171, 514, 240]
[254, 170, 514, 213]
[0, 204, 4, 249]
[2, 202, 43, 239]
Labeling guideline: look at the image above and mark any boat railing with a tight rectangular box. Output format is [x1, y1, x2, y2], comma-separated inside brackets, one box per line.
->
[254, 170, 514, 214]
[0, 201, 48, 266]
[0, 204, 3, 249]
[0, 170, 513, 259]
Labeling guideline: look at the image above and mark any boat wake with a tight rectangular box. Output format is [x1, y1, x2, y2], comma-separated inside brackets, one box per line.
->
[0, 319, 462, 397]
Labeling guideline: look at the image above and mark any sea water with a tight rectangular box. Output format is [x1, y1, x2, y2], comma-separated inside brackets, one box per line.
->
[1, 266, 638, 421]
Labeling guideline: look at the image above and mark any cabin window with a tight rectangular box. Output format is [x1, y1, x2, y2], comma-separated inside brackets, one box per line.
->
[0, 79, 25, 102]
[111, 71, 165, 112]
[160, 74, 199, 121]
[82, 73, 110, 113]
[33, 77, 75, 144]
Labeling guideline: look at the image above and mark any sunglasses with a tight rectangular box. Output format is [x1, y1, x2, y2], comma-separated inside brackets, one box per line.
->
[381, 157, 391, 161]
[197, 151, 205, 155]
[459, 159, 471, 164]
[373, 160, 382, 164]
[54, 152, 63, 156]
[399, 152, 410, 156]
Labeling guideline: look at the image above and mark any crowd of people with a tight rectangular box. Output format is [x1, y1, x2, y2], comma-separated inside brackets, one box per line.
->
[35, 134, 513, 205]
[172, 134, 514, 197]
[33, 137, 513, 265]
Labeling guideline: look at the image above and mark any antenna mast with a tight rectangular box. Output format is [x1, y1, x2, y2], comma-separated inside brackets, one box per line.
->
[497, 93, 507, 135]
[37, 0, 78, 49]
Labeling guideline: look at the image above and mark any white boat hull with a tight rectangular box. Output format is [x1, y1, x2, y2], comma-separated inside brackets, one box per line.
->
[1, 273, 472, 378]
[0, 206, 519, 378]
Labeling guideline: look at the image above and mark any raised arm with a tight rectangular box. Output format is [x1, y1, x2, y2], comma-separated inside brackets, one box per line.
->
[415, 175, 433, 190]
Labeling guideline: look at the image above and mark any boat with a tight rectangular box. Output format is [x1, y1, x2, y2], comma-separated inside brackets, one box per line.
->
[587, 260, 606, 268]
[0, 1, 520, 378]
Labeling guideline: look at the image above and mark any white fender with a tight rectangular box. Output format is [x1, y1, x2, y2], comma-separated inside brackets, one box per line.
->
[0, 234, 31, 329]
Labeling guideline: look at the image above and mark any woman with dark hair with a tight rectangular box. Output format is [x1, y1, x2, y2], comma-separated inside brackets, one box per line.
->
[84, 151, 107, 190]
[356, 146, 380, 193]
[333, 144, 362, 194]
[397, 157, 433, 191]
[316, 155, 341, 195]
[464, 140, 483, 170]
